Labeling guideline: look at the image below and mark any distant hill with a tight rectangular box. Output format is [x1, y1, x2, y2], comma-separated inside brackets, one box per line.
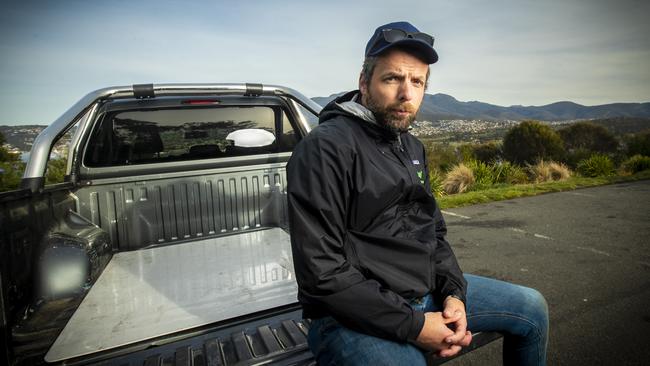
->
[588, 117, 650, 135]
[311, 93, 346, 108]
[312, 92, 650, 122]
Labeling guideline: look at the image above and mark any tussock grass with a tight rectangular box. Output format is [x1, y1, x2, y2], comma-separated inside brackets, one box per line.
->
[443, 164, 474, 194]
[437, 170, 650, 209]
[529, 160, 572, 183]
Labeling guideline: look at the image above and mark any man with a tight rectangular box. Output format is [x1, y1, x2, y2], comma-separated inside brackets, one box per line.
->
[287, 21, 549, 365]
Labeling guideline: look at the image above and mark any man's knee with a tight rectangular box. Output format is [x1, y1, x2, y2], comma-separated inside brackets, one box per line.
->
[508, 286, 549, 345]
[521, 287, 549, 331]
[465, 275, 549, 341]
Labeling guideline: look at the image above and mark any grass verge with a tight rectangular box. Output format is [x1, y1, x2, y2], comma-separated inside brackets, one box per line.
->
[437, 170, 650, 209]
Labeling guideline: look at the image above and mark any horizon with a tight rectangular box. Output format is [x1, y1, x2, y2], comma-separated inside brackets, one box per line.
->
[2, 90, 650, 127]
[1, 0, 649, 126]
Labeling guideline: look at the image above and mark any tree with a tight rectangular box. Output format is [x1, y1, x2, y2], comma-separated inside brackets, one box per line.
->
[558, 122, 619, 168]
[0, 131, 20, 162]
[502, 120, 565, 165]
[423, 140, 460, 173]
[0, 160, 26, 192]
[1, 132, 26, 191]
[558, 122, 618, 153]
[625, 129, 650, 157]
[45, 157, 67, 185]
[471, 141, 502, 163]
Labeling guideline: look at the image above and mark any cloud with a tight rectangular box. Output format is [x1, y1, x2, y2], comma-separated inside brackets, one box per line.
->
[1, 0, 649, 124]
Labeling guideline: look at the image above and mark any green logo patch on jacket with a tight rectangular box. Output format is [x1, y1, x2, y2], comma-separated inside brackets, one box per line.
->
[416, 170, 425, 184]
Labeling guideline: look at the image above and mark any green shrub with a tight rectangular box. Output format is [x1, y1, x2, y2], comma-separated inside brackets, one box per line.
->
[503, 120, 565, 165]
[471, 142, 502, 163]
[428, 168, 446, 198]
[625, 130, 650, 157]
[493, 161, 529, 184]
[423, 141, 460, 173]
[465, 160, 530, 188]
[565, 148, 595, 169]
[458, 144, 475, 163]
[621, 155, 650, 174]
[577, 154, 615, 177]
[0, 160, 26, 192]
[45, 157, 67, 185]
[558, 122, 618, 154]
[466, 160, 494, 190]
[458, 160, 531, 191]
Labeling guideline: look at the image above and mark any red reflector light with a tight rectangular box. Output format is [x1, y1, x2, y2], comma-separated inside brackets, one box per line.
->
[182, 100, 221, 105]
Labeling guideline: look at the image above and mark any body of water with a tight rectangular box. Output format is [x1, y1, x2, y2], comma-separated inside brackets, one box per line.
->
[20, 151, 61, 162]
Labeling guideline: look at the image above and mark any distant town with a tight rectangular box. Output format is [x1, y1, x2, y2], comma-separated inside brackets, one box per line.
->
[0, 125, 71, 160]
[3, 120, 525, 156]
[409, 119, 584, 143]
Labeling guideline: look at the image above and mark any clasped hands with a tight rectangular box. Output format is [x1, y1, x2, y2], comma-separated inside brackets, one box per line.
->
[414, 296, 472, 358]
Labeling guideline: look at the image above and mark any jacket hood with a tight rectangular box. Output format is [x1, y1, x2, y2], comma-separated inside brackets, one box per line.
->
[319, 90, 402, 139]
[319, 90, 373, 124]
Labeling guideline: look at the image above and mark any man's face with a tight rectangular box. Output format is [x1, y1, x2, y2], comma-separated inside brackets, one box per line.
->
[360, 48, 428, 131]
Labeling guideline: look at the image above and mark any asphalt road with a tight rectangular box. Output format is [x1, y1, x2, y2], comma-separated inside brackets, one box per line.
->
[440, 180, 650, 366]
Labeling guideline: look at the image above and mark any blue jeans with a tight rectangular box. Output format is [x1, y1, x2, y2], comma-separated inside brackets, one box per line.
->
[307, 274, 549, 366]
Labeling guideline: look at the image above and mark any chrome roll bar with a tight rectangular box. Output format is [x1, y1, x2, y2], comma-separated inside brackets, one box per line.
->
[21, 83, 322, 192]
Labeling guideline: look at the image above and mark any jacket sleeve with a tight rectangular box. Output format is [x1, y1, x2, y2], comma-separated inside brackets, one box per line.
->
[431, 206, 468, 304]
[422, 148, 468, 304]
[287, 130, 425, 343]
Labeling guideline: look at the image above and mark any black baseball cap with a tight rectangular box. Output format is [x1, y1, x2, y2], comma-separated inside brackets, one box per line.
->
[365, 21, 438, 64]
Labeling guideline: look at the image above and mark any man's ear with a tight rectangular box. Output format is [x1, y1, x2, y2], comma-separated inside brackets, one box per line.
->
[359, 73, 367, 95]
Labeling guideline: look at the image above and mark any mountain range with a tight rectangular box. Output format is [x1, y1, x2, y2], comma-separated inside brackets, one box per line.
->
[311, 93, 650, 122]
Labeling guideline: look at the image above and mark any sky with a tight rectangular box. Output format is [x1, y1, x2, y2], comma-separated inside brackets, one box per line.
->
[1, 0, 649, 126]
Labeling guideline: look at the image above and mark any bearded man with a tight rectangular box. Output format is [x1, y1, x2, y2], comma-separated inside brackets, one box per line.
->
[287, 21, 549, 366]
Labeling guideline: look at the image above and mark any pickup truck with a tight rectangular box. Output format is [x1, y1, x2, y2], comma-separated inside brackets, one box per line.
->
[0, 83, 500, 366]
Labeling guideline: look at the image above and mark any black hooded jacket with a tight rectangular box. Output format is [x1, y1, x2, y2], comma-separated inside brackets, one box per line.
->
[287, 90, 467, 343]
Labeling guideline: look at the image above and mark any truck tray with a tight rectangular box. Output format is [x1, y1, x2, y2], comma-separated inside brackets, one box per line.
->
[46, 228, 297, 362]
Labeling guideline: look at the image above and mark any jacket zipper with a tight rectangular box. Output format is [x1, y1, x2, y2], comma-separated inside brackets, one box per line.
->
[392, 133, 418, 186]
[397, 134, 404, 152]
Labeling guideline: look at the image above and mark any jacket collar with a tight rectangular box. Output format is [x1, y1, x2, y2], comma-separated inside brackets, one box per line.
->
[319, 90, 404, 141]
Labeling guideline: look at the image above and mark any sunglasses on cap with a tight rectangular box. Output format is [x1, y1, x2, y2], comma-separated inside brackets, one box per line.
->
[373, 28, 435, 47]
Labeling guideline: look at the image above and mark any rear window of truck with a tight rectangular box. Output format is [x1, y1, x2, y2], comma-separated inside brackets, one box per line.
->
[84, 106, 297, 167]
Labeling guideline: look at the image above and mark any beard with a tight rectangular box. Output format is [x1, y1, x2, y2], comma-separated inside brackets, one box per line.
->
[364, 92, 418, 132]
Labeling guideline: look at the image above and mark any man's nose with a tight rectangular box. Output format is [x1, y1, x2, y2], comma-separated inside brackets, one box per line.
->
[398, 82, 414, 102]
